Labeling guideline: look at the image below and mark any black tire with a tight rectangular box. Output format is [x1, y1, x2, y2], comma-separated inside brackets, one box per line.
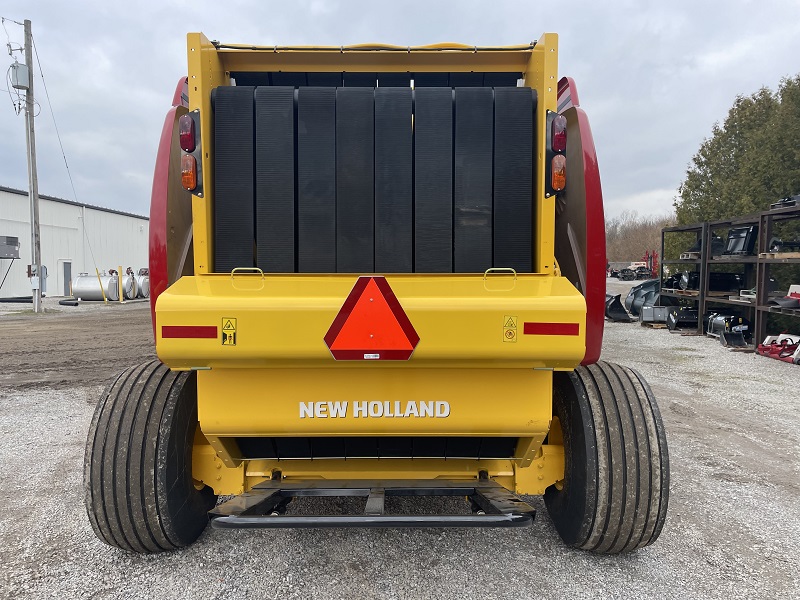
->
[544, 360, 669, 553]
[84, 359, 217, 553]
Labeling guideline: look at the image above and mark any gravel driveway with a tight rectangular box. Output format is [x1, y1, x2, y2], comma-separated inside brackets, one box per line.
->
[1, 289, 798, 599]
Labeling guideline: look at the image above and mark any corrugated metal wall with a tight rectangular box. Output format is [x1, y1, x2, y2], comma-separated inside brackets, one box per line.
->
[0, 188, 149, 298]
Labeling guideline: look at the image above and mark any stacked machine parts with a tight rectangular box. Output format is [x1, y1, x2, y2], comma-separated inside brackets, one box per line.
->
[656, 201, 800, 357]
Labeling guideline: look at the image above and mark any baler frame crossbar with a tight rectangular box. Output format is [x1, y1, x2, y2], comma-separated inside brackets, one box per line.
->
[210, 478, 535, 528]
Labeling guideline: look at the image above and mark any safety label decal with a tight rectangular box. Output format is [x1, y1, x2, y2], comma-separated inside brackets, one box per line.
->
[503, 315, 518, 343]
[222, 318, 237, 346]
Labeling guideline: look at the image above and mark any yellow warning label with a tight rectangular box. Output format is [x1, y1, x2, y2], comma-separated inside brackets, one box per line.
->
[222, 318, 237, 346]
[503, 315, 517, 343]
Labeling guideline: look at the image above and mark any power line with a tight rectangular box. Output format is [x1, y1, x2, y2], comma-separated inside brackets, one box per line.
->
[31, 33, 100, 271]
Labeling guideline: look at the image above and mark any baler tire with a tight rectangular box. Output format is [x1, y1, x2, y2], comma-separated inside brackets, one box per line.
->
[545, 360, 669, 553]
[83, 359, 217, 553]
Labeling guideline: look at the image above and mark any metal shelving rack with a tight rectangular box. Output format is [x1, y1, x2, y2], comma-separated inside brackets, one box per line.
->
[660, 205, 800, 339]
[659, 222, 708, 334]
[754, 204, 800, 342]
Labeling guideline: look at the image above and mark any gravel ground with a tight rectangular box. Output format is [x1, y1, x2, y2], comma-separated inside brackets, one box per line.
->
[1, 283, 799, 599]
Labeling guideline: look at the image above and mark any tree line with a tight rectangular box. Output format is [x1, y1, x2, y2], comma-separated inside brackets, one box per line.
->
[675, 75, 800, 223]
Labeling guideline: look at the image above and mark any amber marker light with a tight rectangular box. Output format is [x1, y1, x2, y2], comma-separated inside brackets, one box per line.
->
[551, 154, 566, 191]
[181, 154, 197, 190]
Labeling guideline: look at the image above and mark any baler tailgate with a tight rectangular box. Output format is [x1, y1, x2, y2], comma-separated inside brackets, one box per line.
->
[210, 478, 535, 528]
[155, 273, 586, 369]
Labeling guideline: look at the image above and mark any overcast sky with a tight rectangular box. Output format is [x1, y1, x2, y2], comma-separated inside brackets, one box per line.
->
[1, 0, 798, 220]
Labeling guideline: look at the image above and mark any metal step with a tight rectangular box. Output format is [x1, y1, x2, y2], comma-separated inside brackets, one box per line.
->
[209, 478, 535, 529]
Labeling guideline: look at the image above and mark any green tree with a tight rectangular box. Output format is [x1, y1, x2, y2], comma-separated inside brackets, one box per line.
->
[675, 76, 800, 224]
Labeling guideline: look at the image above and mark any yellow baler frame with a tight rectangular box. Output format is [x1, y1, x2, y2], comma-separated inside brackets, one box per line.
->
[177, 33, 570, 497]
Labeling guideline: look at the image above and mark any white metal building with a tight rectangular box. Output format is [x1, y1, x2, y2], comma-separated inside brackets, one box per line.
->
[0, 186, 149, 298]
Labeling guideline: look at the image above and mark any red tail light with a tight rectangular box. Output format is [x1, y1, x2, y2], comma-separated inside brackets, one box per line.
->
[551, 154, 566, 191]
[181, 154, 197, 190]
[552, 114, 567, 153]
[179, 114, 195, 152]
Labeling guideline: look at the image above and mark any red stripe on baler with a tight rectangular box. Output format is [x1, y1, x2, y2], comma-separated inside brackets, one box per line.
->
[523, 322, 580, 336]
[162, 325, 218, 339]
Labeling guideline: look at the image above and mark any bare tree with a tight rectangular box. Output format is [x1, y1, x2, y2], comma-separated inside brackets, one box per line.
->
[606, 210, 675, 262]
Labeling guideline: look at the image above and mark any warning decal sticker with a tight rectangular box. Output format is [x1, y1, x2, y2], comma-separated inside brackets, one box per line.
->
[503, 315, 518, 343]
[222, 318, 237, 346]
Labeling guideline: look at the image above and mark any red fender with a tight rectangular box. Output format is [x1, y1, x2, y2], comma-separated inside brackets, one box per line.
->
[149, 78, 192, 339]
[555, 77, 606, 365]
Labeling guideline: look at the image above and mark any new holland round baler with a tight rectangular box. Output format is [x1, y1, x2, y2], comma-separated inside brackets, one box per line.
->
[84, 32, 669, 554]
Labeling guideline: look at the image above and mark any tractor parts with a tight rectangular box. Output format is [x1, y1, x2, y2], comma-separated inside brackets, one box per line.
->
[706, 313, 751, 347]
[605, 294, 633, 322]
[667, 307, 699, 332]
[756, 334, 800, 364]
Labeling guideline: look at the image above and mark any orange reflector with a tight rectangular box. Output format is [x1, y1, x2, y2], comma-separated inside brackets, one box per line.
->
[324, 276, 420, 360]
[181, 154, 197, 190]
[551, 154, 566, 191]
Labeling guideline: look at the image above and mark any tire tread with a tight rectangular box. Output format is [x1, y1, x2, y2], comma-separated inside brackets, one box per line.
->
[546, 360, 669, 554]
[83, 360, 216, 553]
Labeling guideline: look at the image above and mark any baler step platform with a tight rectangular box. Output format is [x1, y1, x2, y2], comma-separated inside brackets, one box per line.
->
[209, 479, 535, 528]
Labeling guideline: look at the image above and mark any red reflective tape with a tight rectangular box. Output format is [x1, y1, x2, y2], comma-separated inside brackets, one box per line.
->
[523, 322, 580, 336]
[162, 325, 218, 339]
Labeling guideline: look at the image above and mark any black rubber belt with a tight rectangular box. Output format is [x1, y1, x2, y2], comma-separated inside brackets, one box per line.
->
[454, 87, 494, 272]
[374, 87, 413, 272]
[335, 88, 375, 272]
[214, 86, 255, 273]
[255, 87, 295, 272]
[414, 87, 453, 272]
[297, 87, 337, 272]
[493, 87, 535, 272]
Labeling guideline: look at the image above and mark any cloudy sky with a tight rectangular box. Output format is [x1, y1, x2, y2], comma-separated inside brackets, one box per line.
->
[1, 0, 798, 219]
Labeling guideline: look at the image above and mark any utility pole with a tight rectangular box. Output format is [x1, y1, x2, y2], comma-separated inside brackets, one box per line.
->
[23, 19, 42, 313]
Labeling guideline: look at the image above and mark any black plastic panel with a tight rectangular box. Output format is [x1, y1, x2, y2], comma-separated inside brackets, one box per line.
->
[231, 72, 522, 88]
[255, 87, 295, 272]
[343, 72, 376, 87]
[214, 86, 255, 272]
[271, 72, 307, 87]
[378, 73, 412, 87]
[454, 87, 494, 272]
[307, 72, 343, 87]
[235, 436, 518, 459]
[493, 87, 535, 272]
[414, 88, 453, 272]
[413, 73, 450, 87]
[374, 87, 413, 272]
[336, 88, 375, 272]
[297, 87, 337, 272]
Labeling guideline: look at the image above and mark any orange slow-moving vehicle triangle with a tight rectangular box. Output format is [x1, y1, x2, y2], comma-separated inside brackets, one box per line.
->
[324, 277, 419, 360]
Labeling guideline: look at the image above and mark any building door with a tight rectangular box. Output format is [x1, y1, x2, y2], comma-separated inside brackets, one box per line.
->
[63, 261, 71, 296]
